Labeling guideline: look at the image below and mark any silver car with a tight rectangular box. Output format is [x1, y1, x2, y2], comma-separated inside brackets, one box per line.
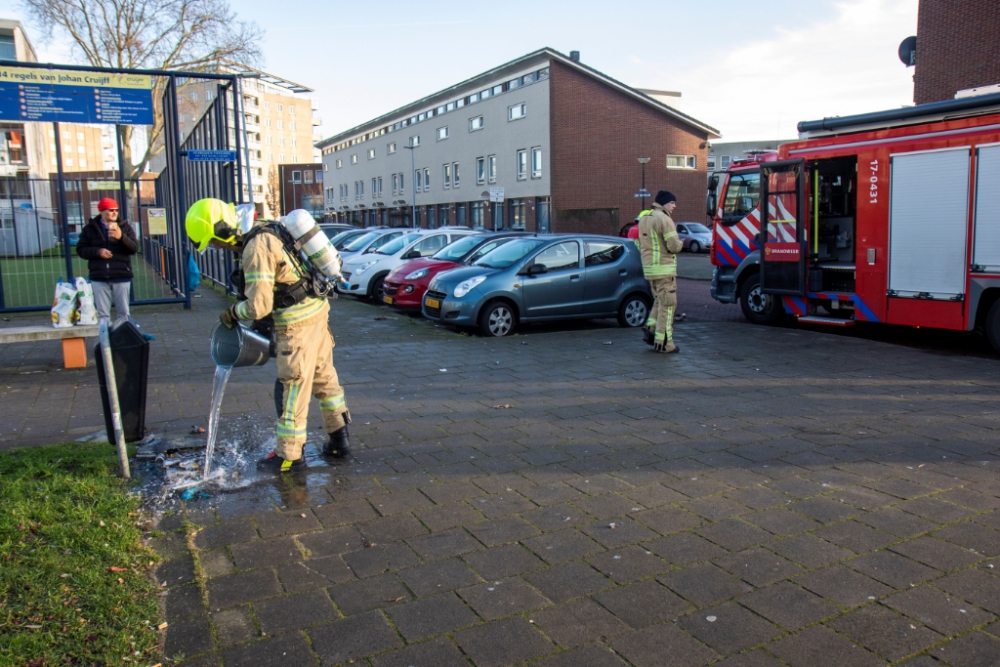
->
[676, 222, 712, 253]
[422, 234, 652, 337]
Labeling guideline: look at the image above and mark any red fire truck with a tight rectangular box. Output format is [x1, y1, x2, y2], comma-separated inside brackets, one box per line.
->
[708, 91, 1000, 353]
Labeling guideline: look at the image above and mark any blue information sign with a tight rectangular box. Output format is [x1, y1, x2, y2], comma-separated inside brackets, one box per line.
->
[0, 66, 154, 125]
[185, 149, 237, 162]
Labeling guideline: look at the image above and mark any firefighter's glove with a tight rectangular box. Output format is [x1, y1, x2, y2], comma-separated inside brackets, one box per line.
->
[219, 304, 239, 329]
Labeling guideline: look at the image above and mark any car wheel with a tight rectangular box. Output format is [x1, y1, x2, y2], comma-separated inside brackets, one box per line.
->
[985, 300, 1000, 355]
[739, 272, 785, 326]
[478, 301, 515, 337]
[689, 241, 701, 253]
[370, 275, 387, 303]
[617, 294, 649, 328]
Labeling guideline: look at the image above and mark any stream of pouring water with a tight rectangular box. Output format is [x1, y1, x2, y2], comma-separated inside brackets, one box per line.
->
[203, 365, 233, 478]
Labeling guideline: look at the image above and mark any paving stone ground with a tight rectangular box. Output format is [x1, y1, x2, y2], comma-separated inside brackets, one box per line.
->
[4, 277, 1000, 666]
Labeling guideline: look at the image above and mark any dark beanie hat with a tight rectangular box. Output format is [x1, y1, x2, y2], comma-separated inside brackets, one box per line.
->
[655, 190, 677, 206]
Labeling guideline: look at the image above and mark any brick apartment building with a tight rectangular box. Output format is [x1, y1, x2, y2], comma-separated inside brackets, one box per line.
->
[317, 48, 719, 235]
[913, 0, 1000, 104]
[276, 163, 324, 219]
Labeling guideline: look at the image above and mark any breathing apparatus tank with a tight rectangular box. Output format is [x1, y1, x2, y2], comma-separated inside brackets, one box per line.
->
[281, 209, 346, 294]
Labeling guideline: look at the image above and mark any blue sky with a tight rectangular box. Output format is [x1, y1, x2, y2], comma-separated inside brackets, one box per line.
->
[1, 0, 919, 142]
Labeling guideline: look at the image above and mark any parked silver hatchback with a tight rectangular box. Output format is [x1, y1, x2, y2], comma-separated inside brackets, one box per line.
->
[422, 234, 652, 337]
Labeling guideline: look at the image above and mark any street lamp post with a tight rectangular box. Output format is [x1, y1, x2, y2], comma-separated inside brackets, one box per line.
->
[404, 143, 418, 228]
[637, 156, 651, 210]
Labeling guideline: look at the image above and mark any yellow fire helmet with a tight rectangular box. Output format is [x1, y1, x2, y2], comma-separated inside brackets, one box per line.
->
[185, 198, 239, 252]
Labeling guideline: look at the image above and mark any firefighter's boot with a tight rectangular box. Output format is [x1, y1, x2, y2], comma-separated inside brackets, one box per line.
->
[257, 451, 305, 472]
[323, 424, 351, 459]
[642, 327, 654, 346]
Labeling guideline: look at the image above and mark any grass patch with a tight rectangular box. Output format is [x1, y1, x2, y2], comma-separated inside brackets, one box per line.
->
[0, 442, 161, 665]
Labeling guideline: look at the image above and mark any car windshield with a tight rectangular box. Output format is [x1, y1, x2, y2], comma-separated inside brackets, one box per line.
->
[342, 231, 381, 251]
[465, 238, 516, 264]
[330, 230, 362, 247]
[473, 237, 548, 269]
[377, 233, 420, 255]
[685, 223, 711, 233]
[432, 234, 483, 261]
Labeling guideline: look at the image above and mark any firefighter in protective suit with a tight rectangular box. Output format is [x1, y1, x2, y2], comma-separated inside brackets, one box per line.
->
[185, 199, 351, 471]
[639, 190, 683, 353]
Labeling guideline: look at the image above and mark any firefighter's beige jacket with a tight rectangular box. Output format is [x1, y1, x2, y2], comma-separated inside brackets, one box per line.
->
[638, 203, 683, 278]
[234, 232, 328, 327]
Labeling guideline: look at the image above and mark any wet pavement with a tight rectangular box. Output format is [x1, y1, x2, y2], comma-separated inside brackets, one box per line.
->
[5, 282, 1000, 666]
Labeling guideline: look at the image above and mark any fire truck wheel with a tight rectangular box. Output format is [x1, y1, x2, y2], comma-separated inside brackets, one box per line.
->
[986, 300, 1000, 355]
[739, 273, 785, 326]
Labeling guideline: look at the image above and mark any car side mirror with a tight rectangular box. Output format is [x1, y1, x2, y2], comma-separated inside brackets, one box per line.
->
[403, 250, 421, 259]
[526, 263, 548, 276]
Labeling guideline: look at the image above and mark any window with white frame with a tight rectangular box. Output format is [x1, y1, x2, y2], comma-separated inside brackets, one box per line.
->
[453, 162, 460, 187]
[443, 163, 451, 188]
[516, 149, 527, 180]
[388, 142, 396, 154]
[304, 171, 313, 184]
[476, 157, 486, 184]
[398, 172, 404, 192]
[264, 101, 270, 111]
[367, 148, 375, 159]
[437, 126, 449, 140]
[720, 155, 731, 169]
[423, 167, 430, 191]
[410, 135, 420, 147]
[291, 138, 297, 147]
[415, 169, 423, 192]
[666, 154, 696, 170]
[292, 154, 298, 162]
[487, 155, 497, 183]
[292, 170, 302, 183]
[336, 158, 342, 168]
[469, 116, 483, 132]
[707, 155, 716, 170]
[508, 104, 526, 121]
[279, 153, 285, 161]
[392, 173, 399, 195]
[289, 105, 296, 115]
[372, 177, 377, 196]
[531, 147, 542, 178]
[277, 103, 283, 113]
[277, 120, 284, 130]
[351, 154, 358, 164]
[264, 118, 271, 128]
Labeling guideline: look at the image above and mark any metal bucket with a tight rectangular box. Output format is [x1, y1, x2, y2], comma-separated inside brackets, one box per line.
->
[210, 323, 271, 368]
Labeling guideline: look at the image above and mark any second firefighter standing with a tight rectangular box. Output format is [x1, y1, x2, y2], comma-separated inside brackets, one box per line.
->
[638, 190, 683, 354]
[185, 199, 351, 472]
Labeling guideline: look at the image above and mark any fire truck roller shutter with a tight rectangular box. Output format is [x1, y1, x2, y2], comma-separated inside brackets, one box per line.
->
[973, 145, 1000, 273]
[888, 148, 970, 299]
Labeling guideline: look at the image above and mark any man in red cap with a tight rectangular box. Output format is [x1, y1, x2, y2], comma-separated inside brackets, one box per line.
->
[76, 197, 137, 322]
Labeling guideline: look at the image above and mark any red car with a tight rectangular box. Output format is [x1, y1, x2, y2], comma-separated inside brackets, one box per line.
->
[383, 232, 526, 311]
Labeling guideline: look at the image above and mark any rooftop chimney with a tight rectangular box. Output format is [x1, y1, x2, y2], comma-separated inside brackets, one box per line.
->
[569, 51, 580, 62]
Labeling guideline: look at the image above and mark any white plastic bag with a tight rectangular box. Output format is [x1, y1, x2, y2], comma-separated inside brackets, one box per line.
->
[75, 277, 97, 325]
[50, 280, 78, 328]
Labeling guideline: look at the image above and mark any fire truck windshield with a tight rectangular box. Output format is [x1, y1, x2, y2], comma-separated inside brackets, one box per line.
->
[721, 172, 760, 224]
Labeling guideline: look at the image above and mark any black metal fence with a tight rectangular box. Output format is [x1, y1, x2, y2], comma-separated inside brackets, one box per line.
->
[157, 76, 244, 298]
[0, 60, 245, 313]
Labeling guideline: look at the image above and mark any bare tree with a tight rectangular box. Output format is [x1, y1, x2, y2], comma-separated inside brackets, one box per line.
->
[265, 164, 281, 218]
[21, 0, 263, 177]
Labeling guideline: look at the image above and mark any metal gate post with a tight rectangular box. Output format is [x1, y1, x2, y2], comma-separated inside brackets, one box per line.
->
[53, 122, 74, 281]
[168, 75, 192, 310]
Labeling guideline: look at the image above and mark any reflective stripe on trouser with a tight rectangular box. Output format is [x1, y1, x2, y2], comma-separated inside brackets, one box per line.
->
[274, 310, 348, 460]
[649, 277, 678, 351]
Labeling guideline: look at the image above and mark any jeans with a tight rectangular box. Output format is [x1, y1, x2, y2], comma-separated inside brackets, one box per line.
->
[92, 281, 131, 322]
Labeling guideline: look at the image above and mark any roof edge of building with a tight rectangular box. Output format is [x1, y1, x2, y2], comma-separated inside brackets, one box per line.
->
[316, 47, 720, 149]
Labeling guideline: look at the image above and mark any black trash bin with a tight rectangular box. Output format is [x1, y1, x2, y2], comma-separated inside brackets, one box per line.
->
[95, 320, 150, 443]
